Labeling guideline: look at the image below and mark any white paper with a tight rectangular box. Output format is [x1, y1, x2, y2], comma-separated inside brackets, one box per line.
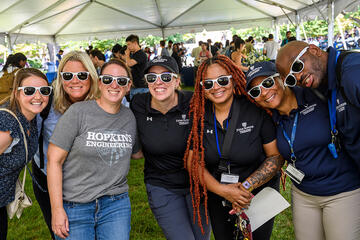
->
[244, 187, 290, 231]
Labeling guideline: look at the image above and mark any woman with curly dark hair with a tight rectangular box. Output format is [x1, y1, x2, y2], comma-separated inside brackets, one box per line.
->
[184, 55, 284, 240]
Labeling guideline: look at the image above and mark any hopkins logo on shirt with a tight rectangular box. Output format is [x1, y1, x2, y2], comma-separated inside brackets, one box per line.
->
[85, 130, 133, 167]
[147, 116, 152, 121]
[176, 114, 189, 125]
[336, 98, 347, 113]
[206, 129, 213, 134]
[300, 104, 316, 115]
[236, 122, 254, 134]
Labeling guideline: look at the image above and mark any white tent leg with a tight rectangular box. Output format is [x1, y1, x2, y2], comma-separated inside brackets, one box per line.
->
[296, 12, 301, 40]
[337, 17, 347, 50]
[328, 0, 335, 48]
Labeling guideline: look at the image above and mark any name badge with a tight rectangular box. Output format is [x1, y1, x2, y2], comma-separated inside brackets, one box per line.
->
[285, 164, 305, 184]
[221, 173, 239, 184]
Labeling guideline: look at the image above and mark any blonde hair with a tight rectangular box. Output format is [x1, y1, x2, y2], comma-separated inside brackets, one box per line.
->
[53, 51, 99, 114]
[0, 68, 48, 112]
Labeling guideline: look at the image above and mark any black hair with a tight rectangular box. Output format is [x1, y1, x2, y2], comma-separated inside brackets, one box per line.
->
[126, 34, 140, 45]
[268, 34, 274, 39]
[160, 40, 166, 47]
[10, 53, 27, 68]
[112, 44, 122, 54]
[234, 38, 245, 50]
[90, 49, 105, 61]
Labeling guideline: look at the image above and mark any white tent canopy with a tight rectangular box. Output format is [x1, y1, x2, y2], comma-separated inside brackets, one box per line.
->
[0, 0, 359, 45]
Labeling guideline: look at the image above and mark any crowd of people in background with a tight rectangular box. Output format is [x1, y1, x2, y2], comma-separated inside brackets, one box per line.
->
[1, 30, 360, 240]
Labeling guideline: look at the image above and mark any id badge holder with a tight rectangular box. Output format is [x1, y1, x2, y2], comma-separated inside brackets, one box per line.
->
[220, 173, 239, 184]
[285, 163, 305, 184]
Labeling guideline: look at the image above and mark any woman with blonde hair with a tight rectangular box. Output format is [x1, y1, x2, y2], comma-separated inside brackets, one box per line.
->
[0, 68, 51, 239]
[48, 58, 141, 240]
[32, 51, 98, 239]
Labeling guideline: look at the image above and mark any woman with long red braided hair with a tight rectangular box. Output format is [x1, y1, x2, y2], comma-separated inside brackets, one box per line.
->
[184, 55, 284, 240]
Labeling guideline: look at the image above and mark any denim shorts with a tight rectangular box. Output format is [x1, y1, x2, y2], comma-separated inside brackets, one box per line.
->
[56, 192, 131, 240]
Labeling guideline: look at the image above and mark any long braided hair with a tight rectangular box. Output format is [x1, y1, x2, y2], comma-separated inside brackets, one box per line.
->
[183, 55, 259, 232]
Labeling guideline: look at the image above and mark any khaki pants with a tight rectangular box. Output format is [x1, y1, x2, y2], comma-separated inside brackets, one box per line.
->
[291, 185, 360, 240]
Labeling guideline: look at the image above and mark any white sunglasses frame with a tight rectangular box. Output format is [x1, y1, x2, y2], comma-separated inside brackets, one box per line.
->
[17, 86, 53, 96]
[284, 46, 309, 87]
[248, 73, 279, 98]
[200, 75, 232, 90]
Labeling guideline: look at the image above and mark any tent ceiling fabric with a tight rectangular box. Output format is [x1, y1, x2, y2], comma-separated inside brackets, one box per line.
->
[0, 0, 359, 44]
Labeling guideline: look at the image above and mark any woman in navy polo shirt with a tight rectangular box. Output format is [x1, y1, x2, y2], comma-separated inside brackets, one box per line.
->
[246, 61, 360, 240]
[130, 56, 210, 240]
[184, 55, 284, 240]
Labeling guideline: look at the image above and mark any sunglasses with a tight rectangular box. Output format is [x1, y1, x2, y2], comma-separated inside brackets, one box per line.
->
[247, 74, 279, 98]
[60, 72, 89, 81]
[18, 86, 52, 96]
[144, 73, 177, 84]
[200, 75, 232, 90]
[99, 75, 130, 86]
[284, 46, 309, 87]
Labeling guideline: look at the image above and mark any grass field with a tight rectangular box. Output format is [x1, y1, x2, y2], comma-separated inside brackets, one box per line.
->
[8, 159, 294, 240]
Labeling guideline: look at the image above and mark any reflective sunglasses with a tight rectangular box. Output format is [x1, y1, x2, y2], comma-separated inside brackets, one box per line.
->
[247, 74, 279, 98]
[99, 75, 130, 86]
[200, 75, 232, 90]
[284, 46, 309, 87]
[144, 73, 177, 84]
[17, 86, 52, 96]
[60, 71, 89, 81]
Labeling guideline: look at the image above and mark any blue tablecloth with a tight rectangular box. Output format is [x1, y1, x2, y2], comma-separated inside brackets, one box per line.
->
[46, 72, 57, 84]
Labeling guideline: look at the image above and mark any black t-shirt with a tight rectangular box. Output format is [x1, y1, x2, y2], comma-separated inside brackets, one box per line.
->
[130, 50, 148, 88]
[130, 90, 193, 189]
[202, 96, 276, 184]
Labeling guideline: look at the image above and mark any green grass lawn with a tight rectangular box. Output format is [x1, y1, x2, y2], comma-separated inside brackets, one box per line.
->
[8, 159, 294, 240]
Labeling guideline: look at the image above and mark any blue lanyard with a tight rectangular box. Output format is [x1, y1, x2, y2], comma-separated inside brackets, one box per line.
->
[214, 112, 229, 158]
[328, 51, 341, 135]
[280, 112, 299, 163]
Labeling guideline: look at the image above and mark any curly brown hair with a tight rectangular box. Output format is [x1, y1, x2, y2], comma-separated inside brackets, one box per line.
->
[183, 55, 259, 232]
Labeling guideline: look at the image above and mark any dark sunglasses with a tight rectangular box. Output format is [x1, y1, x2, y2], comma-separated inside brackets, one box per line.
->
[247, 74, 278, 98]
[200, 75, 232, 90]
[284, 46, 309, 87]
[99, 75, 130, 86]
[60, 71, 89, 81]
[17, 86, 52, 96]
[144, 73, 177, 83]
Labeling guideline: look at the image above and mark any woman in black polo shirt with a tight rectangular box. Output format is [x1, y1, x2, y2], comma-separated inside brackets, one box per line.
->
[184, 55, 284, 240]
[130, 56, 210, 240]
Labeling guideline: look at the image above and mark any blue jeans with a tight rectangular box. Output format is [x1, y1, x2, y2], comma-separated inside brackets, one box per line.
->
[55, 192, 131, 240]
[146, 184, 211, 240]
[130, 88, 149, 100]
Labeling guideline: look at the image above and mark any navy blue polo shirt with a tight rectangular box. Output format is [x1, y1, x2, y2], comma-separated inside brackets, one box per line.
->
[321, 47, 360, 170]
[202, 95, 279, 194]
[272, 87, 360, 196]
[130, 90, 193, 190]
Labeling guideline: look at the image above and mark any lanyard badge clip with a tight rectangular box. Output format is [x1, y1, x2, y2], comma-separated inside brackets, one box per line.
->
[328, 130, 341, 159]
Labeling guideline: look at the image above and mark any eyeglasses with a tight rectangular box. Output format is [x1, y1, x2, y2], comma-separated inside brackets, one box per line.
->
[144, 73, 177, 84]
[99, 75, 130, 86]
[284, 46, 309, 87]
[17, 86, 52, 96]
[200, 75, 232, 90]
[60, 72, 89, 81]
[247, 74, 278, 98]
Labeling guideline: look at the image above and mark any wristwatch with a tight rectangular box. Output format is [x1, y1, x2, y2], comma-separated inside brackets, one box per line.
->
[242, 180, 253, 192]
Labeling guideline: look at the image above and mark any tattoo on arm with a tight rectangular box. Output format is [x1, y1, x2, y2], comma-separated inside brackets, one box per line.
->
[246, 155, 284, 190]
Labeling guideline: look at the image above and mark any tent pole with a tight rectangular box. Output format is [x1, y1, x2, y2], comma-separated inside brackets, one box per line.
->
[327, 0, 335, 48]
[6, 33, 12, 53]
[161, 28, 165, 40]
[301, 20, 308, 43]
[337, 17, 347, 50]
[295, 11, 301, 40]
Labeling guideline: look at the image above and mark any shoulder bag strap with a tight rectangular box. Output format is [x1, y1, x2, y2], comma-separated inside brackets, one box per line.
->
[0, 108, 28, 191]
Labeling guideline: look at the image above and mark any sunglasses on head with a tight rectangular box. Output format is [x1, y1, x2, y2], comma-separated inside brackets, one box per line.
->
[144, 72, 177, 84]
[18, 86, 52, 96]
[247, 74, 279, 98]
[284, 46, 309, 87]
[99, 75, 130, 86]
[60, 71, 89, 81]
[200, 75, 232, 90]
